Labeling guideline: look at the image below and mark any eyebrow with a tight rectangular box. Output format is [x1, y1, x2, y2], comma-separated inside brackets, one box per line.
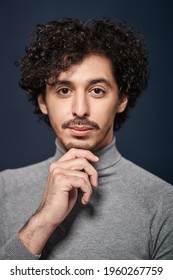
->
[46, 79, 72, 86]
[47, 78, 112, 89]
[87, 78, 112, 89]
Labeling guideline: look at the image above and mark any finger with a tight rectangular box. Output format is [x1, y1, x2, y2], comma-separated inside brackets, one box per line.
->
[58, 148, 99, 163]
[42, 165, 94, 207]
[57, 158, 98, 187]
[49, 167, 92, 190]
[64, 175, 93, 205]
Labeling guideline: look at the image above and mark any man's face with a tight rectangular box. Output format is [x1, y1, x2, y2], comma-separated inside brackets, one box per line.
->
[38, 55, 127, 151]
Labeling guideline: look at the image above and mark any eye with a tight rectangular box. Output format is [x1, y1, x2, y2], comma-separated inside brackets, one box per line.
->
[91, 88, 106, 96]
[56, 88, 71, 95]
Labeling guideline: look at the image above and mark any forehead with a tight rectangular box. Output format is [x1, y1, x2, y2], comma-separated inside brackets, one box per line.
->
[58, 54, 115, 82]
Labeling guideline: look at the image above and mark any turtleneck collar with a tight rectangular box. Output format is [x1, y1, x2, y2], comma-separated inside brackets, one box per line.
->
[54, 137, 121, 171]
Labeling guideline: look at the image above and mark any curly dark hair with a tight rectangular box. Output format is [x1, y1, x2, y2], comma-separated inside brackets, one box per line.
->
[16, 18, 149, 130]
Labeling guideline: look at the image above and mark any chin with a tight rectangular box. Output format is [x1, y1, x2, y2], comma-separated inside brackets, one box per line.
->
[65, 141, 95, 151]
[58, 133, 108, 152]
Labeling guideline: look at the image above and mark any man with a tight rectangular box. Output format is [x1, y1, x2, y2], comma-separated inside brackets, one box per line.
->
[0, 18, 173, 260]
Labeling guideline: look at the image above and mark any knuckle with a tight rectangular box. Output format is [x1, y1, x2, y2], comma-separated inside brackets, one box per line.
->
[79, 176, 92, 192]
[54, 172, 64, 181]
[77, 176, 85, 185]
[79, 158, 87, 165]
[69, 148, 77, 156]
[51, 168, 60, 176]
[49, 162, 56, 172]
[82, 172, 89, 181]
[50, 167, 57, 175]
[50, 166, 64, 179]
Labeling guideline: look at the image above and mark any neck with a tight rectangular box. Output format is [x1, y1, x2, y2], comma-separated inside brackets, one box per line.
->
[54, 136, 121, 173]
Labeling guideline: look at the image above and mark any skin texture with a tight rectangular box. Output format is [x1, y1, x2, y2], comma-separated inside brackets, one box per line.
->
[19, 55, 127, 255]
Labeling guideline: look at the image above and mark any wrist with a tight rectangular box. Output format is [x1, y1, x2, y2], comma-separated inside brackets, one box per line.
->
[18, 212, 56, 255]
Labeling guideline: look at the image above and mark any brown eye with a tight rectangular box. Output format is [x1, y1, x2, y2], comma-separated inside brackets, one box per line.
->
[59, 88, 70, 94]
[94, 88, 102, 94]
[56, 87, 72, 96]
[91, 88, 106, 96]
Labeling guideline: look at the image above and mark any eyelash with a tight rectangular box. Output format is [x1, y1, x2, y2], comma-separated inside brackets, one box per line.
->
[91, 88, 106, 95]
[56, 88, 71, 95]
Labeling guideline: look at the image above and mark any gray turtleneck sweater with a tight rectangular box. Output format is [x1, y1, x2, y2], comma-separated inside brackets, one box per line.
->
[0, 138, 173, 260]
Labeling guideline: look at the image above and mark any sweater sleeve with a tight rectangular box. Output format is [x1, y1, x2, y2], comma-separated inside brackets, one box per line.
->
[0, 234, 39, 260]
[0, 171, 39, 260]
[150, 189, 173, 260]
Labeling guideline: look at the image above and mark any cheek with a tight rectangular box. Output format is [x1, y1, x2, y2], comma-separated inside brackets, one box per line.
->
[46, 107, 61, 130]
[47, 102, 68, 122]
[92, 102, 116, 125]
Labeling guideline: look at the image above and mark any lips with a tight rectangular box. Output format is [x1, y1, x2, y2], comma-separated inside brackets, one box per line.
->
[68, 126, 94, 137]
[69, 126, 93, 131]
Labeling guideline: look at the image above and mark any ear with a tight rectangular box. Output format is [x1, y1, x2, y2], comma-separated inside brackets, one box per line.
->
[116, 95, 128, 113]
[37, 94, 48, 115]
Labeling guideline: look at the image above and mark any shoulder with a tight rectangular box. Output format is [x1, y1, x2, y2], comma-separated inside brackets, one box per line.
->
[117, 156, 173, 210]
[0, 156, 54, 193]
[119, 156, 172, 189]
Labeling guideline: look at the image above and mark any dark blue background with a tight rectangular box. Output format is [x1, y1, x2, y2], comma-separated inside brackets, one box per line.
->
[0, 0, 172, 184]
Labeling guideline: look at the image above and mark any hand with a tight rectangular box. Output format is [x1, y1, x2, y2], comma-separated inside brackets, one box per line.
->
[19, 148, 99, 255]
[38, 148, 99, 225]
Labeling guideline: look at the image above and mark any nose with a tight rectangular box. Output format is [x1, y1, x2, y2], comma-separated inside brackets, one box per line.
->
[72, 93, 90, 118]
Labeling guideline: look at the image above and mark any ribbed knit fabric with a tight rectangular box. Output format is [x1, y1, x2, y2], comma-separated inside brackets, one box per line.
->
[0, 138, 173, 259]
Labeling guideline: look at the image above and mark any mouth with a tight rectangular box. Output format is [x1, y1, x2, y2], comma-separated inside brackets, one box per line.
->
[68, 126, 94, 137]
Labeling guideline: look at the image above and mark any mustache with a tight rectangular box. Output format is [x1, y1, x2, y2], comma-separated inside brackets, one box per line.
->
[62, 117, 100, 130]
